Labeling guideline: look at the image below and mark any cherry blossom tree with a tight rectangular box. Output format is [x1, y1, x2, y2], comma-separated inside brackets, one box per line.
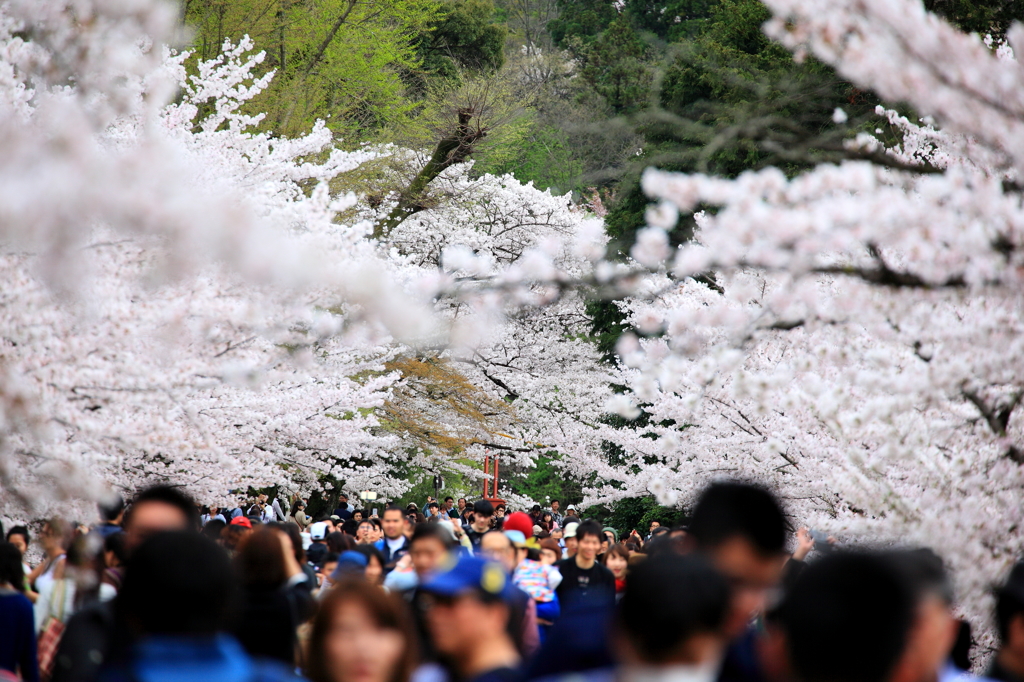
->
[579, 0, 1024, 649]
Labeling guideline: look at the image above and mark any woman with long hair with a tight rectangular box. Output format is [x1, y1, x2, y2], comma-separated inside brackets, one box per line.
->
[0, 542, 38, 682]
[601, 544, 630, 601]
[305, 579, 416, 682]
[231, 527, 316, 666]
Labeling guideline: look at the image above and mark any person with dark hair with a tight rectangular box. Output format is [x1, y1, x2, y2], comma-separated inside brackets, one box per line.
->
[317, 552, 340, 590]
[231, 526, 316, 665]
[0, 542, 38, 682]
[688, 481, 789, 638]
[555, 520, 615, 612]
[989, 561, 1024, 682]
[94, 495, 125, 539]
[352, 545, 387, 586]
[420, 555, 522, 682]
[6, 527, 32, 594]
[614, 553, 732, 678]
[52, 485, 199, 682]
[549, 500, 562, 527]
[201, 518, 226, 544]
[882, 549, 963, 682]
[356, 519, 379, 545]
[601, 544, 630, 600]
[99, 532, 128, 601]
[122, 485, 200, 552]
[102, 531, 296, 682]
[776, 551, 917, 682]
[376, 506, 410, 573]
[332, 493, 354, 521]
[327, 531, 354, 555]
[465, 501, 494, 553]
[305, 579, 417, 682]
[386, 523, 454, 594]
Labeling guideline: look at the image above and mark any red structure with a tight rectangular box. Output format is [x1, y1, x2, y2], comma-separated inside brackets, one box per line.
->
[482, 454, 505, 505]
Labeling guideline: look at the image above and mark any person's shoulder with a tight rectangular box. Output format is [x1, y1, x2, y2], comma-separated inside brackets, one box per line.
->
[249, 658, 306, 682]
[0, 589, 33, 612]
[532, 667, 615, 682]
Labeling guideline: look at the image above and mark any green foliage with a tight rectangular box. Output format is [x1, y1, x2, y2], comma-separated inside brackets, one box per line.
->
[503, 453, 587, 507]
[923, 0, 1024, 36]
[548, 0, 618, 46]
[410, 0, 508, 93]
[578, 18, 653, 115]
[478, 121, 583, 194]
[599, 495, 685, 537]
[625, 0, 716, 41]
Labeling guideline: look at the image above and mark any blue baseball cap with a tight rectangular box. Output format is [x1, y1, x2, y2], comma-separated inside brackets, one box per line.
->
[331, 550, 368, 580]
[420, 555, 514, 601]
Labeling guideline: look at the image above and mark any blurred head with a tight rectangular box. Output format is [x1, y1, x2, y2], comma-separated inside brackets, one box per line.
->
[540, 539, 561, 566]
[688, 481, 788, 635]
[603, 544, 630, 580]
[319, 553, 340, 588]
[551, 500, 560, 512]
[357, 520, 377, 544]
[0, 542, 25, 591]
[381, 507, 405, 540]
[119, 531, 235, 636]
[886, 550, 959, 682]
[457, 498, 467, 511]
[98, 494, 125, 523]
[104, 531, 128, 568]
[235, 527, 289, 591]
[409, 524, 453, 579]
[421, 557, 515, 664]
[6, 526, 29, 556]
[354, 545, 386, 585]
[472, 501, 494, 532]
[327, 531, 354, 554]
[615, 554, 730, 666]
[777, 551, 916, 682]
[997, 561, 1024, 661]
[40, 518, 73, 555]
[480, 531, 517, 574]
[575, 521, 604, 563]
[124, 486, 198, 554]
[306, 579, 416, 682]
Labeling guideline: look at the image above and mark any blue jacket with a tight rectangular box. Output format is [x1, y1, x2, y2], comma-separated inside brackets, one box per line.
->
[99, 634, 301, 682]
[0, 590, 38, 682]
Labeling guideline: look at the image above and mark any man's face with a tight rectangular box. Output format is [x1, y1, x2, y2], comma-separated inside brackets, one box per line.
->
[382, 511, 404, 539]
[480, 533, 517, 573]
[709, 536, 787, 637]
[426, 594, 505, 658]
[577, 534, 601, 562]
[891, 596, 958, 682]
[650, 521, 660, 532]
[472, 512, 490, 532]
[126, 501, 190, 552]
[357, 522, 374, 542]
[565, 536, 578, 556]
[445, 499, 454, 510]
[320, 561, 338, 587]
[411, 537, 449, 578]
[551, 501, 559, 513]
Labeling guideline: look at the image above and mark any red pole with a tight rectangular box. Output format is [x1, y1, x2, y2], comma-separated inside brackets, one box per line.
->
[493, 457, 500, 499]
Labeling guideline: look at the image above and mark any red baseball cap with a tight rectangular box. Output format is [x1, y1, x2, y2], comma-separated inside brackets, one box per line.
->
[229, 516, 252, 528]
[503, 511, 533, 537]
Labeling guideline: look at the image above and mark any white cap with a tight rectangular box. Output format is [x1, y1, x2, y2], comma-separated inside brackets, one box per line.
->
[310, 522, 328, 541]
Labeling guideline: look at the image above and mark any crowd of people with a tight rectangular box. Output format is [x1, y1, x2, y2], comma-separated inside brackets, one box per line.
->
[2, 481, 1024, 682]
